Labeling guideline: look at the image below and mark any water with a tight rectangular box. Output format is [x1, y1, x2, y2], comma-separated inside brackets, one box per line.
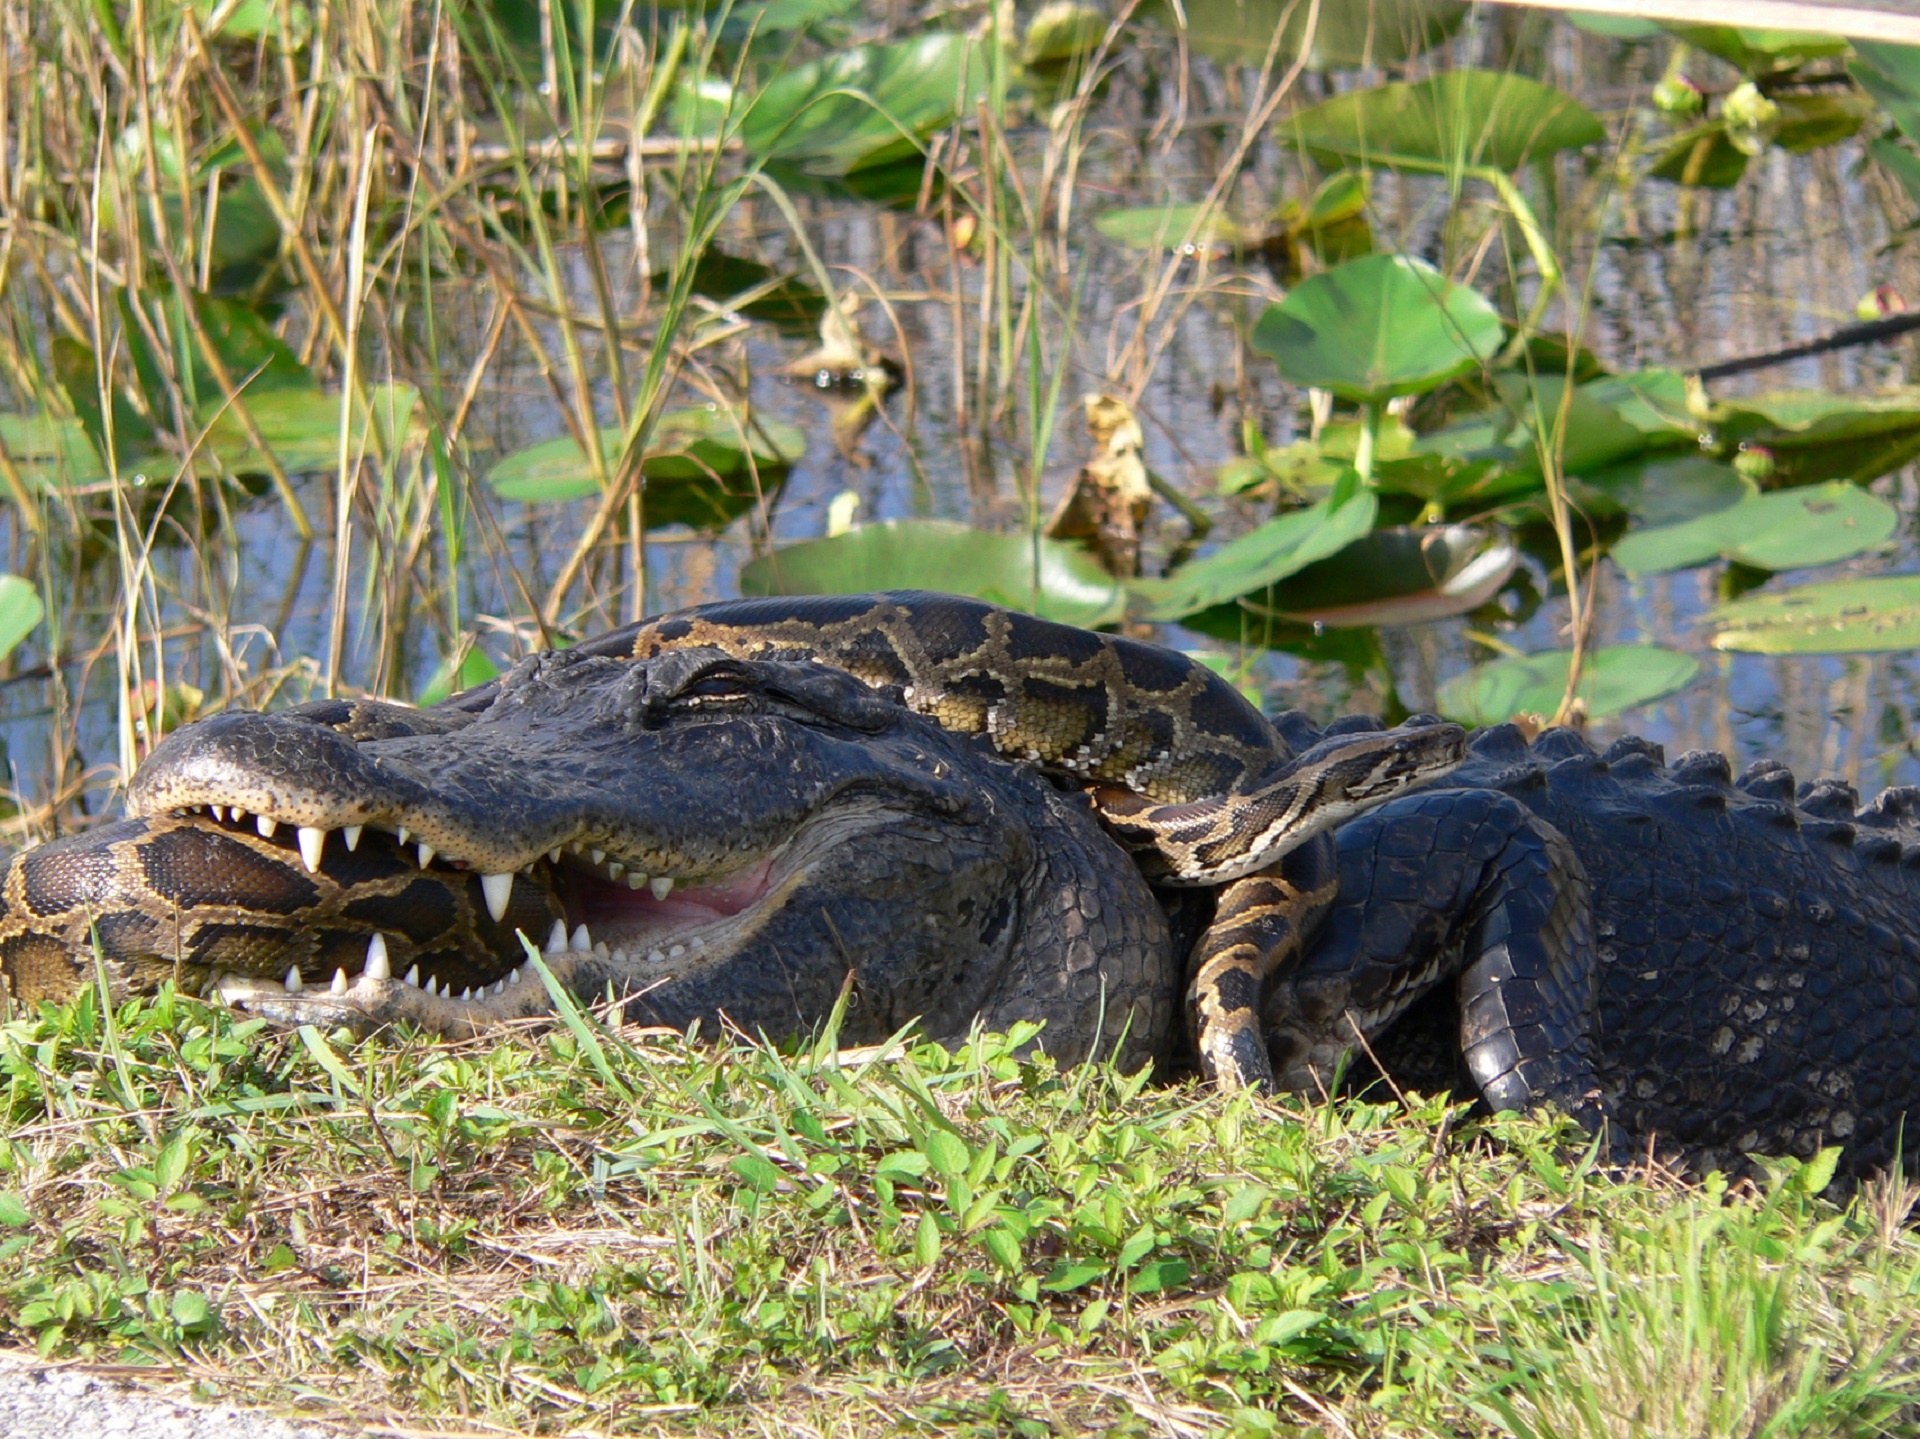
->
[10, 21, 1920, 821]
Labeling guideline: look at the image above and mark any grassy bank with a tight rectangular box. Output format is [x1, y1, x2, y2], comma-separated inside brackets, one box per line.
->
[0, 989, 1914, 1436]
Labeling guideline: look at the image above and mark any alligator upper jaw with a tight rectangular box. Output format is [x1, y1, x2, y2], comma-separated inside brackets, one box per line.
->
[187, 800, 885, 1033]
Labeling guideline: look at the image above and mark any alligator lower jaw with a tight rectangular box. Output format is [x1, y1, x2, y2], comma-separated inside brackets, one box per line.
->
[201, 823, 832, 1036]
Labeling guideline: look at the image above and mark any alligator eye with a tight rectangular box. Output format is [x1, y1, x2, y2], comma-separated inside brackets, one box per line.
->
[679, 673, 757, 706]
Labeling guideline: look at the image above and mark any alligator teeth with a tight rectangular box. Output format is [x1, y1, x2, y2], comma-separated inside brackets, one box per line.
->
[606, 861, 624, 879]
[650, 876, 674, 900]
[460, 986, 473, 1002]
[232, 808, 248, 825]
[627, 872, 648, 890]
[417, 842, 436, 868]
[257, 815, 278, 839]
[479, 872, 514, 923]
[490, 980, 505, 997]
[548, 848, 562, 864]
[544, 919, 569, 954]
[668, 944, 686, 960]
[343, 825, 363, 852]
[590, 849, 606, 865]
[509, 964, 525, 986]
[330, 968, 349, 995]
[397, 825, 411, 846]
[570, 924, 592, 953]
[283, 966, 302, 993]
[648, 948, 665, 964]
[425, 977, 440, 998]
[611, 947, 628, 965]
[297, 826, 327, 872]
[403, 965, 421, 988]
[365, 933, 391, 981]
[210, 805, 227, 823]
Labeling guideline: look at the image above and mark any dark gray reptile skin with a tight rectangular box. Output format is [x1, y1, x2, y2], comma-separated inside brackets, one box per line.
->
[1269, 716, 1920, 1180]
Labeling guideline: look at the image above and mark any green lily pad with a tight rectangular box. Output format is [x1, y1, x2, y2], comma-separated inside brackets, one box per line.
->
[1139, 0, 1465, 69]
[1577, 368, 1696, 442]
[1092, 203, 1258, 253]
[1853, 42, 1920, 148]
[1707, 389, 1920, 485]
[488, 408, 805, 530]
[1283, 70, 1603, 172]
[1648, 121, 1751, 188]
[1252, 255, 1503, 405]
[1665, 25, 1847, 76]
[1125, 472, 1377, 622]
[739, 520, 1124, 627]
[1437, 645, 1699, 726]
[719, 33, 989, 176]
[0, 575, 43, 661]
[1710, 577, 1920, 654]
[0, 413, 109, 490]
[1576, 454, 1753, 527]
[1238, 524, 1517, 629]
[1611, 481, 1897, 577]
[200, 382, 421, 476]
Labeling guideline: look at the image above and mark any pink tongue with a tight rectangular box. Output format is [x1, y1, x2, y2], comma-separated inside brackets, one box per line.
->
[584, 857, 776, 924]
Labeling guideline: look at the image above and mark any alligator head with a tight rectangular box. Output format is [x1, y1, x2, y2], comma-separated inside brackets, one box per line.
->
[0, 645, 1176, 1062]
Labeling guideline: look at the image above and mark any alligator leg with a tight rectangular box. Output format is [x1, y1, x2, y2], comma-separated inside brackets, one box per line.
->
[1262, 787, 1612, 1137]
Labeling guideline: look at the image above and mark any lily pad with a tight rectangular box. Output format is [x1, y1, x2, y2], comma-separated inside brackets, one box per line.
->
[1437, 645, 1699, 726]
[1576, 454, 1752, 528]
[1092, 203, 1259, 253]
[1283, 70, 1603, 172]
[200, 382, 422, 476]
[1139, 0, 1465, 69]
[1252, 255, 1503, 405]
[1238, 524, 1518, 629]
[1707, 389, 1920, 485]
[1666, 25, 1847, 76]
[1648, 121, 1751, 188]
[739, 520, 1124, 627]
[1711, 577, 1920, 654]
[0, 575, 43, 661]
[1125, 472, 1377, 622]
[488, 408, 805, 530]
[1853, 42, 1920, 148]
[0, 413, 109, 490]
[726, 33, 988, 176]
[1611, 481, 1897, 577]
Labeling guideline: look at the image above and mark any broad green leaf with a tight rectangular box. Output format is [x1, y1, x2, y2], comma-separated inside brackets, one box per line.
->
[1648, 121, 1750, 188]
[1040, 1261, 1107, 1293]
[1142, 0, 1467, 70]
[1128, 1258, 1190, 1294]
[1126, 472, 1377, 622]
[1023, 2, 1105, 66]
[0, 1193, 28, 1227]
[1092, 203, 1256, 252]
[1252, 255, 1502, 404]
[724, 33, 987, 176]
[1666, 25, 1847, 76]
[1853, 42, 1920, 148]
[740, 520, 1126, 628]
[1437, 645, 1699, 725]
[1611, 481, 1897, 576]
[730, 1153, 782, 1192]
[1576, 454, 1753, 527]
[200, 382, 421, 476]
[1237, 524, 1517, 629]
[0, 413, 108, 490]
[1577, 368, 1695, 442]
[488, 408, 804, 529]
[1283, 70, 1603, 172]
[1707, 389, 1920, 485]
[1868, 136, 1920, 210]
[1711, 577, 1920, 654]
[418, 646, 502, 706]
[0, 577, 45, 661]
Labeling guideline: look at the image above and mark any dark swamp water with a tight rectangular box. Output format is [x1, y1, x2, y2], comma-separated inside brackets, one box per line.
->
[10, 7, 1920, 821]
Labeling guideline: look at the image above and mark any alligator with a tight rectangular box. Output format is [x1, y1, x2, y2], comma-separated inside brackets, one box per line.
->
[0, 592, 1915, 1180]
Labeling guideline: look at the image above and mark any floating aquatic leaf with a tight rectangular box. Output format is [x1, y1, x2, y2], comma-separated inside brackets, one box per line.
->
[1238, 524, 1517, 629]
[0, 575, 44, 661]
[1611, 481, 1896, 577]
[488, 408, 804, 530]
[1142, 0, 1466, 70]
[1252, 255, 1502, 405]
[721, 33, 988, 176]
[1283, 70, 1603, 172]
[1126, 472, 1377, 622]
[1666, 25, 1847, 76]
[201, 382, 422, 476]
[1853, 41, 1920, 148]
[1576, 454, 1752, 528]
[1092, 203, 1258, 253]
[740, 520, 1125, 627]
[1711, 577, 1920, 654]
[1648, 121, 1750, 188]
[0, 413, 108, 490]
[1437, 645, 1699, 726]
[1706, 389, 1920, 485]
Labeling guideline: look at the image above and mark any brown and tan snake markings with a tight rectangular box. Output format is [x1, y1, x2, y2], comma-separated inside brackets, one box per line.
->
[0, 591, 1466, 1089]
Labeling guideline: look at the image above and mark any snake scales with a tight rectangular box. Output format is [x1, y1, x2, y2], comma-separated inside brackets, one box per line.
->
[0, 592, 1466, 1087]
